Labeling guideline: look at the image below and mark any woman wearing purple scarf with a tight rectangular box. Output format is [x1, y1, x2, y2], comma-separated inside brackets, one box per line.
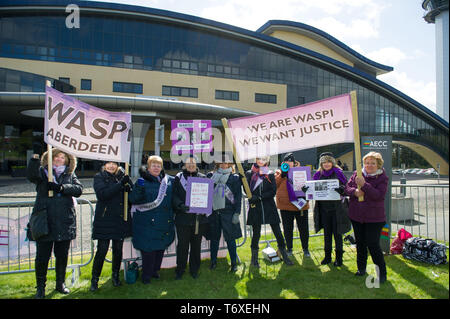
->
[246, 157, 293, 267]
[309, 152, 351, 267]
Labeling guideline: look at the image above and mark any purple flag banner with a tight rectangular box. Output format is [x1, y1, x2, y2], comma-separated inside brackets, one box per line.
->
[170, 120, 212, 154]
[44, 86, 131, 162]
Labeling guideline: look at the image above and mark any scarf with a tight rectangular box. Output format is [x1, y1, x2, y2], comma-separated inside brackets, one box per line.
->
[250, 164, 271, 191]
[53, 165, 66, 178]
[211, 167, 232, 210]
[313, 166, 347, 185]
[362, 167, 384, 177]
[131, 174, 169, 215]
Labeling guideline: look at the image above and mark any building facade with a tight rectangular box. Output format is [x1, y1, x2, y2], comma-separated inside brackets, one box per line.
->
[1, 0, 448, 175]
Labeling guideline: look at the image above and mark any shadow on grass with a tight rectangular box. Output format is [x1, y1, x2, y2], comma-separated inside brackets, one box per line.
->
[387, 255, 449, 299]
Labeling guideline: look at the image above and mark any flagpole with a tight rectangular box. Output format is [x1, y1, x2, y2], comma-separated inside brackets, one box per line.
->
[221, 118, 252, 200]
[124, 162, 129, 221]
[350, 90, 364, 202]
[45, 80, 53, 198]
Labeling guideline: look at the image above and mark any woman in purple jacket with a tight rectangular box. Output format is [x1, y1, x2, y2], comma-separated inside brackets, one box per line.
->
[345, 152, 388, 283]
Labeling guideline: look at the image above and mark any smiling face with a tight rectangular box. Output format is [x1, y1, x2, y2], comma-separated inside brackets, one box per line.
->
[364, 157, 378, 174]
[256, 158, 267, 167]
[104, 161, 118, 174]
[148, 162, 162, 177]
[185, 157, 197, 173]
[321, 161, 333, 171]
[53, 152, 66, 167]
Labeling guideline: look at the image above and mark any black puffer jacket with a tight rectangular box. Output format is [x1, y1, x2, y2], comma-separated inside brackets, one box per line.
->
[27, 149, 83, 242]
[92, 167, 132, 240]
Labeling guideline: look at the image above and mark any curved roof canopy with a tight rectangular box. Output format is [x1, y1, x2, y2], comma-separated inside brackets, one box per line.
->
[0, 0, 448, 130]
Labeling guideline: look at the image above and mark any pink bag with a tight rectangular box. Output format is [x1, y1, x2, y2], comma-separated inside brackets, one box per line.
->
[390, 228, 412, 254]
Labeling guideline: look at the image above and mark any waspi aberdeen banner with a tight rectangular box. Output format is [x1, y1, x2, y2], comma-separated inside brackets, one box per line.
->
[227, 93, 354, 161]
[44, 86, 132, 162]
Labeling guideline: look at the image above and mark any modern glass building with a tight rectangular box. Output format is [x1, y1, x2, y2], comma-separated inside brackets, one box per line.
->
[0, 0, 448, 176]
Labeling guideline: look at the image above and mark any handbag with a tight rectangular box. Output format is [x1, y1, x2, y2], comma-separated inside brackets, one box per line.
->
[125, 261, 139, 284]
[28, 206, 49, 240]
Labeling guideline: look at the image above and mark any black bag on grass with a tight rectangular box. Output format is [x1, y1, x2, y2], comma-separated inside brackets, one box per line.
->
[402, 237, 447, 265]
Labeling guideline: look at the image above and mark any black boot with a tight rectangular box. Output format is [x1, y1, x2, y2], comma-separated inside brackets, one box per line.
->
[333, 250, 343, 267]
[277, 248, 294, 266]
[55, 257, 70, 294]
[321, 250, 332, 265]
[111, 253, 122, 287]
[250, 249, 260, 268]
[34, 261, 48, 299]
[90, 253, 104, 292]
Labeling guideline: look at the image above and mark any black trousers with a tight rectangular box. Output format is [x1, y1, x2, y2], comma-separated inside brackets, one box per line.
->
[176, 223, 208, 275]
[250, 223, 286, 250]
[140, 250, 164, 281]
[36, 240, 71, 264]
[92, 239, 124, 277]
[351, 220, 386, 275]
[320, 209, 343, 255]
[280, 210, 309, 251]
[35, 240, 71, 284]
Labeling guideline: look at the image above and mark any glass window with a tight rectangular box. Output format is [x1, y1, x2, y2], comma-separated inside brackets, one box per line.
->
[113, 81, 143, 94]
[215, 89, 239, 101]
[255, 93, 277, 104]
[81, 79, 92, 90]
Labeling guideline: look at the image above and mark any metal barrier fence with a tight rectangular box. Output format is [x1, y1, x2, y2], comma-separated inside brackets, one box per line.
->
[0, 197, 248, 283]
[391, 184, 449, 245]
[1, 184, 448, 282]
[0, 198, 95, 285]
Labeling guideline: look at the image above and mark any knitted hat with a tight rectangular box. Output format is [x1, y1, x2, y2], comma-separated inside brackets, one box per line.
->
[283, 152, 295, 162]
[319, 152, 336, 166]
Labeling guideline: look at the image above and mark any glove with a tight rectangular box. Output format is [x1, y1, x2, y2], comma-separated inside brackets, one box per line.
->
[136, 178, 145, 186]
[248, 195, 261, 204]
[47, 181, 63, 193]
[301, 185, 309, 193]
[334, 185, 345, 195]
[124, 184, 132, 193]
[232, 213, 240, 224]
[121, 175, 131, 186]
[181, 204, 190, 213]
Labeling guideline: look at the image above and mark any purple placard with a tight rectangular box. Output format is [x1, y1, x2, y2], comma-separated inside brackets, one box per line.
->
[288, 166, 311, 197]
[185, 177, 214, 215]
[170, 120, 212, 154]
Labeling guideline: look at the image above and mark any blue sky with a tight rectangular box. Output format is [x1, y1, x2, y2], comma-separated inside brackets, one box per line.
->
[91, 0, 437, 113]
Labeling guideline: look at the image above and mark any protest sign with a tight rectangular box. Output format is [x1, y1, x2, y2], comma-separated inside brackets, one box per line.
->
[288, 166, 311, 197]
[170, 120, 212, 154]
[305, 179, 340, 201]
[227, 93, 354, 161]
[185, 177, 214, 215]
[44, 86, 132, 163]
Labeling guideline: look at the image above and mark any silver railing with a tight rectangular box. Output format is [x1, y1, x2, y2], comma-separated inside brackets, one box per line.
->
[0, 198, 95, 285]
[391, 184, 449, 245]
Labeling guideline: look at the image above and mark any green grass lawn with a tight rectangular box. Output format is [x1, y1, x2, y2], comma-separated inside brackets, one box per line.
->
[0, 234, 448, 299]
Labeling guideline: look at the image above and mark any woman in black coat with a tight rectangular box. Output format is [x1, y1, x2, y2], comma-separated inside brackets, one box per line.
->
[246, 157, 293, 267]
[90, 161, 133, 291]
[311, 152, 351, 267]
[207, 155, 242, 273]
[172, 155, 209, 279]
[27, 148, 83, 299]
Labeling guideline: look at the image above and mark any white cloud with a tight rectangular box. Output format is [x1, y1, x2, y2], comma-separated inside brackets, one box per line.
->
[379, 71, 436, 111]
[366, 47, 408, 66]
